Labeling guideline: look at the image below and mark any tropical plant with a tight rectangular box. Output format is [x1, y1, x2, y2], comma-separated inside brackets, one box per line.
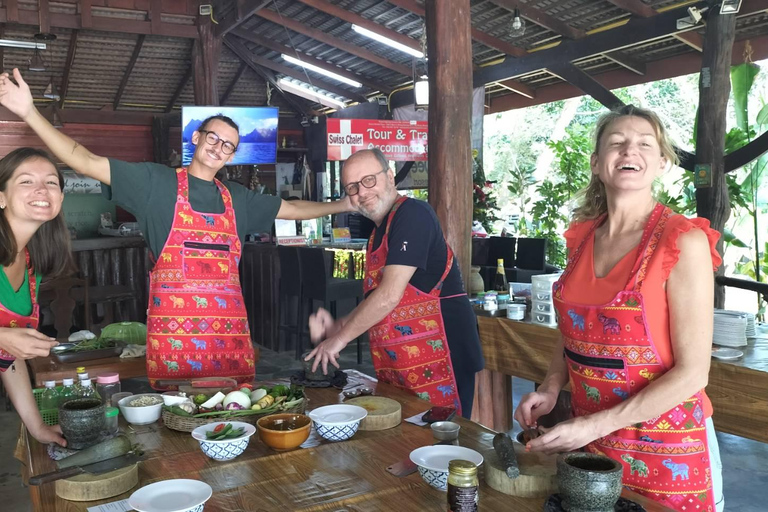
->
[472, 150, 501, 232]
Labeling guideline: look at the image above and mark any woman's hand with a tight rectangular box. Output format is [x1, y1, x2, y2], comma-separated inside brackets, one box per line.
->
[0, 328, 57, 359]
[525, 415, 600, 455]
[304, 337, 348, 375]
[0, 69, 36, 121]
[30, 422, 67, 447]
[514, 388, 558, 429]
[308, 308, 343, 344]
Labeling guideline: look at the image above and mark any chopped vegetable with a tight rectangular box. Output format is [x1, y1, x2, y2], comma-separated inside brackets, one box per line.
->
[200, 392, 226, 409]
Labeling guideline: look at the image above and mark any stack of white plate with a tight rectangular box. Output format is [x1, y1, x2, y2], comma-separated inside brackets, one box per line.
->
[712, 309, 748, 347]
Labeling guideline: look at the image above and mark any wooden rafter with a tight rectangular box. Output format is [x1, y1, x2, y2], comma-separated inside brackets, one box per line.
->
[223, 38, 311, 114]
[38, 0, 50, 34]
[602, 50, 645, 75]
[114, 34, 145, 110]
[80, 0, 92, 28]
[231, 28, 392, 94]
[489, 0, 585, 40]
[215, 0, 272, 37]
[674, 31, 704, 52]
[220, 61, 247, 105]
[6, 0, 18, 23]
[495, 78, 534, 98]
[294, 0, 422, 53]
[386, 0, 526, 57]
[548, 63, 623, 110]
[256, 9, 412, 77]
[603, 0, 656, 17]
[58, 29, 79, 108]
[150, 0, 162, 36]
[165, 65, 191, 113]
[223, 35, 368, 103]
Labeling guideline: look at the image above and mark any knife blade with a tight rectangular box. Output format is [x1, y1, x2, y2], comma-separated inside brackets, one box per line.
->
[30, 452, 144, 486]
[493, 433, 520, 479]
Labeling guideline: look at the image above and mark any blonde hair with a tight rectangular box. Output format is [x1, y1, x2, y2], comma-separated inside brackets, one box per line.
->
[571, 105, 678, 222]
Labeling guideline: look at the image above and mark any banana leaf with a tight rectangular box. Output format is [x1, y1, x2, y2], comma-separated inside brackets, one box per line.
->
[730, 62, 760, 132]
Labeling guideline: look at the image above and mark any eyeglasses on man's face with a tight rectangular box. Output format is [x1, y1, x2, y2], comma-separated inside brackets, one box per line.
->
[343, 168, 388, 196]
[198, 130, 237, 155]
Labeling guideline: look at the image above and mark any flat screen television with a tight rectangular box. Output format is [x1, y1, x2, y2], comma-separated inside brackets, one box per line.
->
[181, 106, 279, 166]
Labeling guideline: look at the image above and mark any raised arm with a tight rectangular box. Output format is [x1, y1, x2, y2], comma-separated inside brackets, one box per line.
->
[277, 195, 352, 220]
[0, 69, 110, 184]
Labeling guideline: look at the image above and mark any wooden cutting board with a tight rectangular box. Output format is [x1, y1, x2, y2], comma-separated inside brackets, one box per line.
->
[485, 441, 558, 498]
[345, 396, 401, 431]
[55, 463, 139, 502]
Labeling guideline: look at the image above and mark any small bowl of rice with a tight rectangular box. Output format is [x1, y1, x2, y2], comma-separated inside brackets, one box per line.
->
[118, 393, 164, 425]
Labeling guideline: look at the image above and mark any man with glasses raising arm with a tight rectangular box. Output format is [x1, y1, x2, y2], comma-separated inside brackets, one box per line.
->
[305, 149, 484, 417]
[0, 69, 350, 388]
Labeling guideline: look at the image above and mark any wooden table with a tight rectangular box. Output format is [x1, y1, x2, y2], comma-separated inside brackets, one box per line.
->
[475, 314, 768, 443]
[16, 371, 670, 512]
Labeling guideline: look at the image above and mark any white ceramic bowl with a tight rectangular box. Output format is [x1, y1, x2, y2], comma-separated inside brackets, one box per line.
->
[409, 445, 484, 491]
[161, 391, 189, 407]
[129, 479, 212, 512]
[191, 421, 256, 462]
[118, 393, 164, 425]
[308, 404, 367, 442]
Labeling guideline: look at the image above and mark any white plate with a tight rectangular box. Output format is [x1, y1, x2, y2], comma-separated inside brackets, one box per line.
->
[128, 479, 212, 512]
[711, 347, 744, 361]
[409, 445, 484, 472]
[308, 404, 367, 425]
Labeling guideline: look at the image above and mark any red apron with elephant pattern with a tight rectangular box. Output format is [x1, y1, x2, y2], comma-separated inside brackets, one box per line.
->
[146, 168, 255, 390]
[553, 203, 715, 511]
[364, 196, 462, 415]
[0, 250, 39, 372]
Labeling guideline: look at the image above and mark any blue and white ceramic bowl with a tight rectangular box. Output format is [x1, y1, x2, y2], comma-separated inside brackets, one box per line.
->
[308, 404, 368, 442]
[409, 445, 484, 491]
[191, 421, 256, 462]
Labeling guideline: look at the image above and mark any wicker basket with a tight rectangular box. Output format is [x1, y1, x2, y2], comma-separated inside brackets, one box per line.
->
[162, 398, 308, 433]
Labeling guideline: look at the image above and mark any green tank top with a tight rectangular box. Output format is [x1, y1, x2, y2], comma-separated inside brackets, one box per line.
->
[0, 267, 41, 317]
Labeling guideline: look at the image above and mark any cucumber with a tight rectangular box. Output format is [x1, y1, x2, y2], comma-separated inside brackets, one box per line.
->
[56, 435, 132, 469]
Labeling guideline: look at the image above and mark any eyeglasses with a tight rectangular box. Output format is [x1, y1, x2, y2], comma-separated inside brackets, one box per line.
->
[198, 130, 237, 155]
[343, 168, 388, 196]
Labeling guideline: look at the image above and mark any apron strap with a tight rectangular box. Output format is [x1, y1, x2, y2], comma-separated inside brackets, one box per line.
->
[429, 243, 455, 296]
[559, 214, 605, 285]
[367, 195, 407, 253]
[627, 204, 672, 292]
[24, 249, 36, 304]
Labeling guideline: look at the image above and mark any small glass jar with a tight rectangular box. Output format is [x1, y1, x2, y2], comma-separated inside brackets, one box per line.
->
[105, 407, 119, 435]
[483, 292, 498, 312]
[447, 459, 479, 511]
[497, 293, 510, 309]
[96, 373, 121, 407]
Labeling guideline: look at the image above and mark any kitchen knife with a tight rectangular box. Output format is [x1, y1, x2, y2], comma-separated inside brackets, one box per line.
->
[30, 452, 144, 486]
[493, 433, 520, 479]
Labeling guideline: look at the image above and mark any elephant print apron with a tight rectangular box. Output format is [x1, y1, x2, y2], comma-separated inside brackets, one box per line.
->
[553, 203, 715, 511]
[146, 168, 255, 390]
[364, 196, 462, 415]
[0, 250, 39, 372]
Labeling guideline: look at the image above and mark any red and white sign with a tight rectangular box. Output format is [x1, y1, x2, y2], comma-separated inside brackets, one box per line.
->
[327, 119, 428, 161]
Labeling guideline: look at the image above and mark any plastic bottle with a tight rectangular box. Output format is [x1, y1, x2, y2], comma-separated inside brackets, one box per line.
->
[75, 367, 88, 393]
[78, 378, 99, 400]
[40, 381, 59, 410]
[59, 378, 78, 406]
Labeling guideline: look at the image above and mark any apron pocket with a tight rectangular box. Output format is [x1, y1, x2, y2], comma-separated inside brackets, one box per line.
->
[182, 241, 231, 283]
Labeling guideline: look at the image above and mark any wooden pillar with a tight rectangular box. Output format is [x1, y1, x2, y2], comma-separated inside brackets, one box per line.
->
[694, 4, 737, 308]
[192, 17, 221, 105]
[425, 0, 473, 291]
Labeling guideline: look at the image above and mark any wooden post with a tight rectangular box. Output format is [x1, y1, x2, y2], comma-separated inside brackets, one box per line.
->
[694, 4, 737, 308]
[425, 0, 474, 291]
[192, 17, 221, 105]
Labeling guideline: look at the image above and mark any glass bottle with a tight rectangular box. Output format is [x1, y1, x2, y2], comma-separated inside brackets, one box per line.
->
[60, 378, 78, 406]
[78, 378, 99, 400]
[447, 459, 479, 512]
[40, 380, 59, 410]
[493, 258, 508, 292]
[96, 373, 121, 407]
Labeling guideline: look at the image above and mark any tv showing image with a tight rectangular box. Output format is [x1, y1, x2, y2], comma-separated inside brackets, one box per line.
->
[181, 106, 279, 166]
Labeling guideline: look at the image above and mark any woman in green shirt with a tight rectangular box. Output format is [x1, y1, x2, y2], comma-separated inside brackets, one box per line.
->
[0, 147, 73, 446]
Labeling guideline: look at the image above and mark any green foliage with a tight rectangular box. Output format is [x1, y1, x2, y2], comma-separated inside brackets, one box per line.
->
[472, 151, 501, 232]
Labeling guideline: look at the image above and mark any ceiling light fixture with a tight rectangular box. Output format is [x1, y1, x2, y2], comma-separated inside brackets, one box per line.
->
[351, 24, 424, 59]
[510, 8, 526, 38]
[720, 0, 742, 14]
[44, 79, 60, 101]
[0, 39, 47, 50]
[676, 6, 707, 30]
[277, 78, 347, 110]
[281, 54, 362, 88]
[28, 33, 56, 73]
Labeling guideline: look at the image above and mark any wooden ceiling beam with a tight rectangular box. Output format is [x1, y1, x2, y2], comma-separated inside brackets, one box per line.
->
[231, 28, 392, 94]
[58, 29, 79, 108]
[603, 0, 656, 17]
[220, 61, 247, 105]
[548, 63, 624, 110]
[602, 50, 645, 75]
[223, 38, 311, 114]
[149, 0, 162, 35]
[0, 8, 198, 38]
[674, 31, 704, 52]
[386, 0, 526, 57]
[256, 9, 412, 77]
[223, 35, 367, 103]
[114, 34, 145, 111]
[80, 0, 92, 28]
[6, 0, 18, 23]
[38, 0, 50, 34]
[215, 0, 272, 37]
[165, 65, 191, 113]
[294, 0, 422, 53]
[489, 0, 585, 40]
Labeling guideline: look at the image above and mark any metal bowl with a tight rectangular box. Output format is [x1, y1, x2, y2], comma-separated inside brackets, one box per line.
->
[430, 421, 461, 441]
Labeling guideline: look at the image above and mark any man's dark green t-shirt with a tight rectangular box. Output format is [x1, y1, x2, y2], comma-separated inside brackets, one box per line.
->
[101, 159, 282, 258]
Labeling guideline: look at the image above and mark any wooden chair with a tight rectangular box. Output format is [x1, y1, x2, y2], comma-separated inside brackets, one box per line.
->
[38, 276, 91, 339]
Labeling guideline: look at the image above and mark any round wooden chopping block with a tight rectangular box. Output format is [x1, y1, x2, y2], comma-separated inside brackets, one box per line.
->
[345, 396, 401, 431]
[485, 441, 558, 498]
[55, 463, 139, 502]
